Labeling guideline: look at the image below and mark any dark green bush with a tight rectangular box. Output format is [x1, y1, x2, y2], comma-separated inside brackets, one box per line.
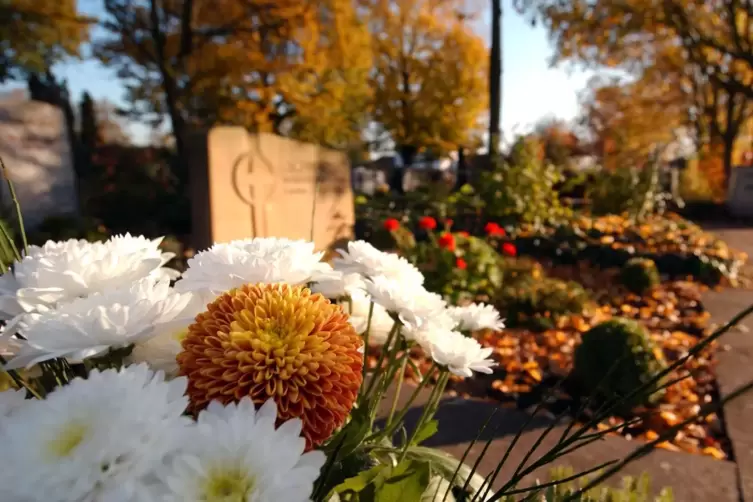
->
[494, 272, 591, 331]
[572, 318, 666, 412]
[620, 258, 660, 294]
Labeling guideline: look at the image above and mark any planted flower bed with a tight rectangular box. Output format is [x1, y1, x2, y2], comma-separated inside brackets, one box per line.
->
[513, 213, 747, 286]
[381, 263, 730, 460]
[364, 217, 737, 461]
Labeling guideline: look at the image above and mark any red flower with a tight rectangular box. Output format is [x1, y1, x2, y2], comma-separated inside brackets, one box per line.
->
[456, 257, 467, 270]
[383, 218, 400, 231]
[438, 232, 456, 251]
[457, 231, 470, 238]
[418, 216, 437, 230]
[501, 242, 517, 257]
[485, 222, 506, 237]
[445, 219, 454, 229]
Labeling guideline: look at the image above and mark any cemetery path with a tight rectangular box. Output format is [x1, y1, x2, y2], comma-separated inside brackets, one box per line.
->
[701, 223, 753, 502]
[377, 383, 740, 501]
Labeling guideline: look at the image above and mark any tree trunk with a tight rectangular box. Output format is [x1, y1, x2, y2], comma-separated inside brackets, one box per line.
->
[149, 0, 187, 171]
[723, 134, 734, 188]
[488, 0, 502, 158]
[455, 147, 467, 190]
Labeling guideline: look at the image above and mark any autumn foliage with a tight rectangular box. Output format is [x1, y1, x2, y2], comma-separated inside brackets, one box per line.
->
[0, 0, 90, 81]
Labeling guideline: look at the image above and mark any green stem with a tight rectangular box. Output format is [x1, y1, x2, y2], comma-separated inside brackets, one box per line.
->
[0, 156, 27, 254]
[399, 370, 449, 461]
[369, 362, 438, 443]
[362, 320, 400, 399]
[360, 301, 375, 391]
[387, 353, 409, 423]
[369, 331, 404, 401]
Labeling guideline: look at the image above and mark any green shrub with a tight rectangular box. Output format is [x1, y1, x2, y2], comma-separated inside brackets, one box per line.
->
[479, 137, 571, 226]
[620, 258, 660, 294]
[498, 466, 673, 501]
[587, 156, 668, 220]
[494, 273, 590, 330]
[452, 235, 504, 301]
[572, 318, 666, 412]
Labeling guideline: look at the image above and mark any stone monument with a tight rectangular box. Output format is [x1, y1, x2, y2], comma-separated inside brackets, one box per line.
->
[0, 91, 78, 229]
[187, 127, 354, 251]
[727, 166, 753, 217]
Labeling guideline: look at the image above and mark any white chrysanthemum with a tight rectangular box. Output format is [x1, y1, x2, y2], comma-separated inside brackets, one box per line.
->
[310, 271, 366, 300]
[448, 303, 505, 332]
[0, 234, 178, 319]
[344, 289, 396, 346]
[0, 364, 189, 502]
[157, 397, 325, 502]
[402, 308, 458, 343]
[363, 275, 445, 329]
[419, 330, 496, 378]
[4, 277, 195, 370]
[126, 293, 206, 377]
[175, 237, 337, 302]
[0, 388, 27, 419]
[333, 240, 425, 285]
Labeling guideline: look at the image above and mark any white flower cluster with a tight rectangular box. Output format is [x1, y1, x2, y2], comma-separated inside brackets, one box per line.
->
[325, 240, 503, 377]
[175, 237, 338, 304]
[0, 235, 196, 372]
[0, 365, 324, 502]
[0, 236, 340, 375]
[0, 234, 503, 500]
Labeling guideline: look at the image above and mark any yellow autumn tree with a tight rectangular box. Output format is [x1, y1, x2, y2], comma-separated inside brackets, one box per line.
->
[0, 0, 90, 81]
[580, 48, 694, 169]
[97, 0, 371, 161]
[527, 0, 752, 180]
[663, 0, 753, 100]
[364, 0, 488, 162]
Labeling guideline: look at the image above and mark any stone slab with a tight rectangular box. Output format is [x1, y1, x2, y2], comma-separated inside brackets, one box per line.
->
[187, 127, 354, 252]
[727, 167, 753, 218]
[376, 385, 739, 501]
[0, 94, 78, 229]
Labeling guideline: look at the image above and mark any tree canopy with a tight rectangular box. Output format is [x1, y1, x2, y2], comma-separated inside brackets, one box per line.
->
[519, 0, 753, 177]
[0, 0, 90, 81]
[365, 0, 488, 159]
[96, 0, 371, 155]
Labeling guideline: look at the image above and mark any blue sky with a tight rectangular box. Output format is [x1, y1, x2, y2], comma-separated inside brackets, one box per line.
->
[3, 0, 594, 145]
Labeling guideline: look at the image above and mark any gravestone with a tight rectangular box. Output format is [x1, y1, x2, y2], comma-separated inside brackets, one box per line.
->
[0, 92, 78, 228]
[187, 127, 354, 251]
[727, 166, 753, 217]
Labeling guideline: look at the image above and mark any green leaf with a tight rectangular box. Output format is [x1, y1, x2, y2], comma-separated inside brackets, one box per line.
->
[331, 464, 388, 496]
[375, 460, 432, 502]
[324, 405, 372, 458]
[404, 446, 488, 495]
[412, 419, 439, 445]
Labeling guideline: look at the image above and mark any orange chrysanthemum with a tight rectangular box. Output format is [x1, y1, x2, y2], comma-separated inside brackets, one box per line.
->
[177, 283, 364, 450]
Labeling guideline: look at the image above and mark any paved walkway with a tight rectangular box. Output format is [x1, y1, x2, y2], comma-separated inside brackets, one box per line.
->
[701, 224, 753, 502]
[377, 385, 739, 500]
[375, 223, 753, 501]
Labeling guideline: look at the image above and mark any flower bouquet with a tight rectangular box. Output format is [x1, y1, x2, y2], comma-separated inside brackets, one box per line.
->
[0, 221, 508, 501]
